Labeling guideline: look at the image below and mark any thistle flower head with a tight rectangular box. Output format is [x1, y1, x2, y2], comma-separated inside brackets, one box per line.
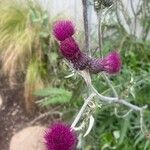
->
[53, 19, 90, 71]
[60, 37, 81, 61]
[88, 51, 121, 74]
[53, 20, 75, 41]
[44, 122, 77, 150]
[100, 51, 121, 74]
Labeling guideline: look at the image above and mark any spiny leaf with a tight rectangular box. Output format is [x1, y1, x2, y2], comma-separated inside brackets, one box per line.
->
[34, 87, 71, 97]
[35, 87, 72, 106]
[37, 94, 71, 106]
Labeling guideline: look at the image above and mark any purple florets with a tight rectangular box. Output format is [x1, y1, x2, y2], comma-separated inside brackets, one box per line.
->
[53, 19, 122, 74]
[60, 37, 90, 70]
[60, 37, 81, 61]
[100, 51, 121, 74]
[44, 122, 77, 150]
[53, 20, 75, 41]
[89, 51, 121, 74]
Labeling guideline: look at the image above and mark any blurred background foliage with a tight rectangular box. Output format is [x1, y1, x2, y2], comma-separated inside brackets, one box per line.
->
[0, 0, 82, 113]
[0, 0, 150, 149]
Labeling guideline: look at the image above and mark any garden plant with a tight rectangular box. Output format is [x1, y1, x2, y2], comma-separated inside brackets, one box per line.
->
[43, 0, 150, 149]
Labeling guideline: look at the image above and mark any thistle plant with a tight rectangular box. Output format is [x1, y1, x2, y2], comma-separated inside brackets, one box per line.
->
[44, 1, 150, 149]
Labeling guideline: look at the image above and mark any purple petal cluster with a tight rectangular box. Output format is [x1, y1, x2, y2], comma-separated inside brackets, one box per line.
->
[53, 19, 122, 74]
[44, 122, 77, 150]
[53, 20, 90, 70]
[89, 51, 121, 74]
[60, 37, 90, 70]
[100, 51, 121, 74]
[60, 37, 80, 61]
[53, 20, 75, 41]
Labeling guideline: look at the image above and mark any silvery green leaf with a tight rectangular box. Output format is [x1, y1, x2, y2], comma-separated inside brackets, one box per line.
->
[74, 121, 85, 131]
[113, 130, 120, 139]
[83, 115, 94, 137]
[130, 86, 135, 99]
[65, 73, 75, 78]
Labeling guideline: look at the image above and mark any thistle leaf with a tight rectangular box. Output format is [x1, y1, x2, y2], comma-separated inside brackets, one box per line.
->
[84, 115, 95, 137]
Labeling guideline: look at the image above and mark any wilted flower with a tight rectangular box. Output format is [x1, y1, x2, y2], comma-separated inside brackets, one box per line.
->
[53, 20, 75, 41]
[44, 122, 77, 150]
[89, 51, 121, 74]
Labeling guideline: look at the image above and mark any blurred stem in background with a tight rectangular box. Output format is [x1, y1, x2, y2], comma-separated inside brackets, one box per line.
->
[82, 0, 91, 56]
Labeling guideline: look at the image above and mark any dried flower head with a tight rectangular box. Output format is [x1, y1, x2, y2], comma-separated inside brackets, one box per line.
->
[53, 20, 75, 41]
[44, 122, 77, 150]
[89, 51, 121, 74]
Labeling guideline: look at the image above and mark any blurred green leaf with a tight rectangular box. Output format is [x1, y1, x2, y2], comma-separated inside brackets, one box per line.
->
[35, 87, 72, 106]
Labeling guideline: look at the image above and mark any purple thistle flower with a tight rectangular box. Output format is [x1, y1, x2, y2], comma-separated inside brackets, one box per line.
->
[60, 37, 81, 61]
[101, 51, 121, 74]
[44, 122, 77, 150]
[89, 51, 122, 74]
[53, 20, 75, 41]
[53, 19, 90, 70]
[60, 37, 90, 70]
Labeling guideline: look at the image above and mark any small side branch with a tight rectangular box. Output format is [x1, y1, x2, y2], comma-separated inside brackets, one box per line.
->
[90, 84, 147, 111]
[71, 93, 96, 129]
[102, 73, 118, 98]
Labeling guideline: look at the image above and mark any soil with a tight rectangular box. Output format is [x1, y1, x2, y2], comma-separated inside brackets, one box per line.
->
[0, 75, 61, 150]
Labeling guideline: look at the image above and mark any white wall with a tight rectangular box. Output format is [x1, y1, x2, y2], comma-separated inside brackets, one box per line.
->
[38, 0, 84, 27]
[37, 0, 149, 39]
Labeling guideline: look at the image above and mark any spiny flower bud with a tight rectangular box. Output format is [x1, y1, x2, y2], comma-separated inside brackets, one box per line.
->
[44, 122, 77, 150]
[60, 37, 80, 61]
[53, 20, 75, 41]
[60, 37, 90, 70]
[72, 52, 90, 70]
[89, 51, 121, 74]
